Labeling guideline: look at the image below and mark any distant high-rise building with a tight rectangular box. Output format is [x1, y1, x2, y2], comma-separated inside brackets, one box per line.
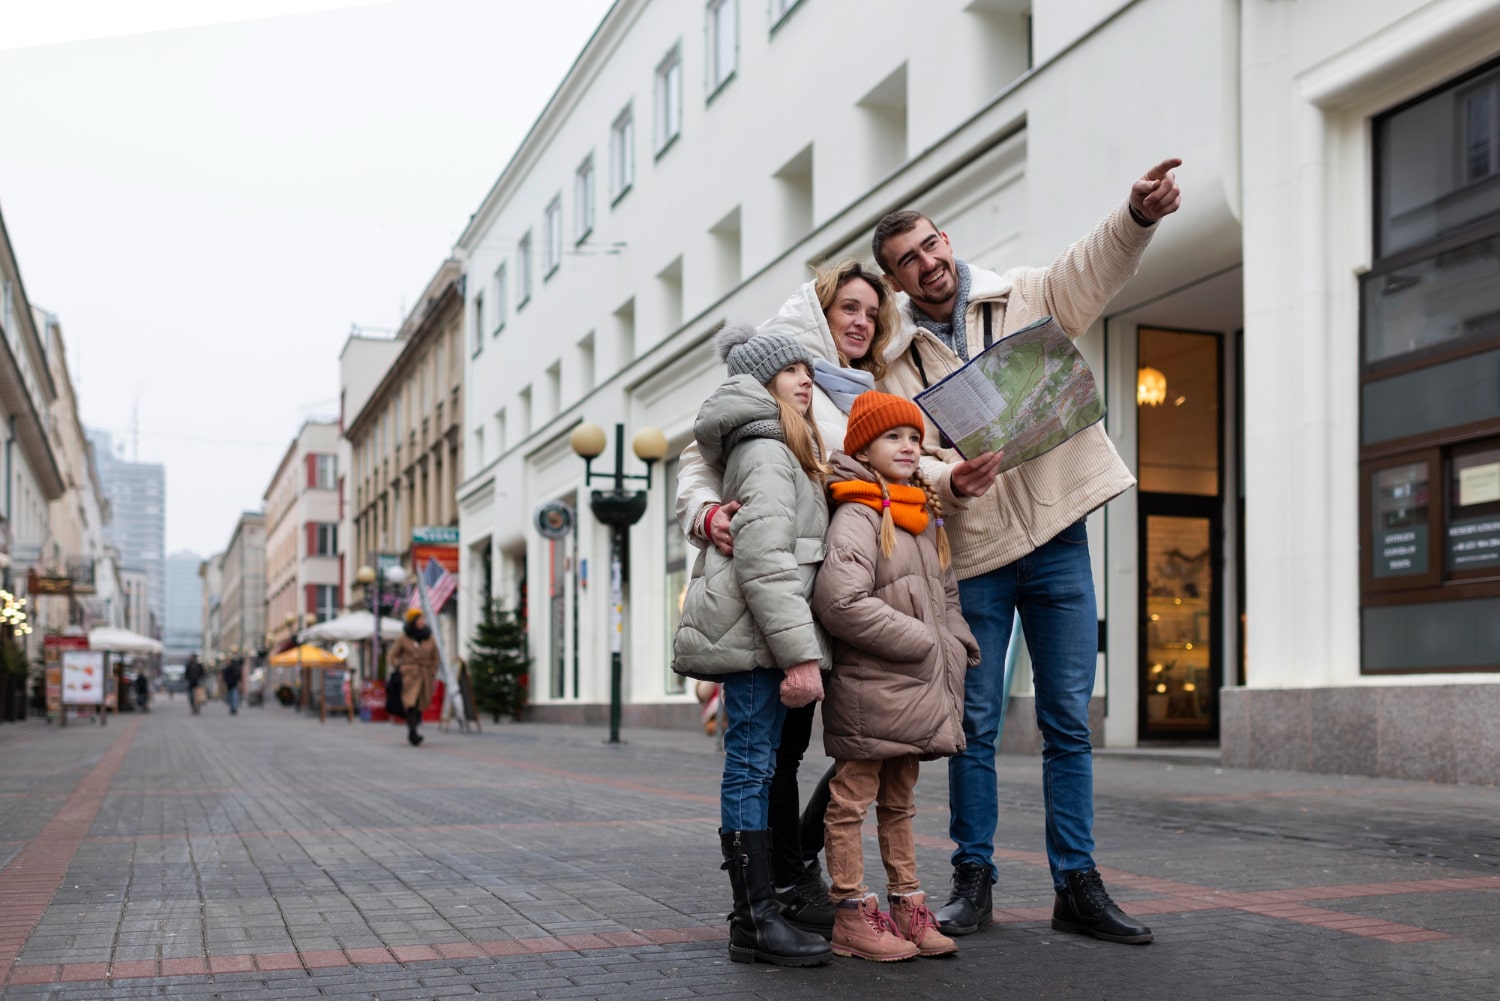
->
[164, 550, 203, 665]
[87, 428, 165, 632]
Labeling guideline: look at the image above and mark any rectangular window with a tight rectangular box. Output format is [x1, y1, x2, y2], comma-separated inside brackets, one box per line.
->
[313, 584, 339, 623]
[655, 45, 682, 153]
[1360, 61, 1500, 675]
[473, 290, 485, 354]
[312, 522, 338, 557]
[517, 232, 533, 306]
[314, 454, 337, 490]
[493, 262, 507, 335]
[769, 0, 801, 29]
[610, 105, 634, 200]
[707, 0, 737, 94]
[544, 196, 563, 277]
[574, 156, 595, 241]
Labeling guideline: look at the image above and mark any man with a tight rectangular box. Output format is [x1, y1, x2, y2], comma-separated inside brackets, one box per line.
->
[870, 159, 1182, 945]
[184, 654, 206, 716]
[221, 658, 243, 716]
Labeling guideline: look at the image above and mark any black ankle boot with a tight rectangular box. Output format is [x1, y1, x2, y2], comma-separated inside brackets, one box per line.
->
[720, 830, 831, 967]
[773, 858, 835, 938]
[933, 860, 994, 936]
[406, 708, 424, 746]
[1051, 869, 1153, 944]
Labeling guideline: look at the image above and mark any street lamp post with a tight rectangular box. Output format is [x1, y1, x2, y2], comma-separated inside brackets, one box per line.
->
[570, 422, 668, 744]
[356, 561, 407, 685]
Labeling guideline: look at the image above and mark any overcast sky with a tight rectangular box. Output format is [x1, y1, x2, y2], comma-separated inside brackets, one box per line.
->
[0, 0, 615, 558]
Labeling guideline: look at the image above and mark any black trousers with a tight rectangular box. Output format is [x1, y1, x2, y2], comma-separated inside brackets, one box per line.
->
[767, 702, 835, 885]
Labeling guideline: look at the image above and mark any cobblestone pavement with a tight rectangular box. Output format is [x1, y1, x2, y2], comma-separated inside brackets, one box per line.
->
[0, 696, 1496, 1000]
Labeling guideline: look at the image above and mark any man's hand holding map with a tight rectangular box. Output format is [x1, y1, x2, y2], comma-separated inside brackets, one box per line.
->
[913, 315, 1106, 473]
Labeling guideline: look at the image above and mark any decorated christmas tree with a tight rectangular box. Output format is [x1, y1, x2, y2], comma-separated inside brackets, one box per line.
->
[468, 600, 530, 721]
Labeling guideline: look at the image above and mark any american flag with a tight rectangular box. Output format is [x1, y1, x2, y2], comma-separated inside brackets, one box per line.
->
[408, 557, 457, 615]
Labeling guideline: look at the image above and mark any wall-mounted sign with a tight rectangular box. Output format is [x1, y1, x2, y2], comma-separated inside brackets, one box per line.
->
[412, 526, 460, 545]
[535, 501, 574, 540]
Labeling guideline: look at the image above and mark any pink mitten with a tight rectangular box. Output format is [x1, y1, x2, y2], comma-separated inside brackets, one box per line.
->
[780, 661, 824, 708]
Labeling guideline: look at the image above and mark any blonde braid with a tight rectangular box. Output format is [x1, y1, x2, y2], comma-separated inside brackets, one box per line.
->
[914, 468, 952, 570]
[869, 468, 897, 559]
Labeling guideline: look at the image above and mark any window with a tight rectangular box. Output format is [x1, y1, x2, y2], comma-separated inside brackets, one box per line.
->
[493, 263, 507, 335]
[769, 0, 802, 29]
[610, 105, 634, 200]
[655, 44, 682, 153]
[313, 454, 337, 490]
[312, 522, 337, 556]
[517, 232, 533, 306]
[574, 156, 595, 241]
[1359, 60, 1500, 675]
[312, 584, 339, 623]
[707, 0, 737, 94]
[544, 196, 563, 277]
[473, 290, 485, 354]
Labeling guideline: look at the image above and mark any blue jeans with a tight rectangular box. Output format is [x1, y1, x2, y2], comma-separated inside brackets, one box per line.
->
[720, 668, 787, 832]
[948, 520, 1098, 890]
[226, 686, 241, 713]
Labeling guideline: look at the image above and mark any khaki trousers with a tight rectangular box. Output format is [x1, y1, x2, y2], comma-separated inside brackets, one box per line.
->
[823, 755, 921, 902]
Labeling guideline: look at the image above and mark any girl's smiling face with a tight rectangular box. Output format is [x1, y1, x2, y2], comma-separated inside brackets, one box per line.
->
[856, 425, 922, 483]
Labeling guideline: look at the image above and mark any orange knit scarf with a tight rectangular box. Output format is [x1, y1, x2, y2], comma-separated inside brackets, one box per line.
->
[828, 480, 929, 535]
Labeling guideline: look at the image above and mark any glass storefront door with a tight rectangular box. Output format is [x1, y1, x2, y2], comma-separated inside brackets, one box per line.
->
[1138, 328, 1223, 740]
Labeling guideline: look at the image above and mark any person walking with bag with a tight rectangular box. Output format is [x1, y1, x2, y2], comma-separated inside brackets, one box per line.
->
[389, 608, 439, 746]
[812, 393, 980, 962]
[673, 322, 834, 968]
[221, 658, 243, 715]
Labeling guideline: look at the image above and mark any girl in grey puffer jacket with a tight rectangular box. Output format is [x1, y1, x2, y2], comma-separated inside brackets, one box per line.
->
[671, 323, 833, 968]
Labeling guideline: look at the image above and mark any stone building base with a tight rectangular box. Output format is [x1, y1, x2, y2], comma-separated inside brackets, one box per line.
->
[1220, 685, 1500, 785]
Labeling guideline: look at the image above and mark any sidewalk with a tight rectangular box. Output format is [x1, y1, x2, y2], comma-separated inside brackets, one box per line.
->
[0, 696, 1496, 1000]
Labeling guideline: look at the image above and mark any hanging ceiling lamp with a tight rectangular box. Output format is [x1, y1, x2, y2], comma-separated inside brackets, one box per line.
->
[1137, 366, 1167, 407]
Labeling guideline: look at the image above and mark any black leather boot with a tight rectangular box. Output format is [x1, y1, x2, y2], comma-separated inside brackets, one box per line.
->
[406, 706, 424, 746]
[720, 830, 831, 966]
[933, 860, 994, 936]
[773, 858, 835, 938]
[1051, 868, 1153, 944]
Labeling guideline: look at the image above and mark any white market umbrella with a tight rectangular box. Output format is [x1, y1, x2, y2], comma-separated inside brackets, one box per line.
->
[88, 627, 165, 655]
[299, 610, 404, 644]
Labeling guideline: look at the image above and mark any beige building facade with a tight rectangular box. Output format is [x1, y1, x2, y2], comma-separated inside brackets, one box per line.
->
[264, 422, 341, 648]
[220, 512, 265, 659]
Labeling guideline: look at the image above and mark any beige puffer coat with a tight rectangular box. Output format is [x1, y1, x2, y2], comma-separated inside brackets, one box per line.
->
[671, 375, 831, 680]
[812, 453, 979, 761]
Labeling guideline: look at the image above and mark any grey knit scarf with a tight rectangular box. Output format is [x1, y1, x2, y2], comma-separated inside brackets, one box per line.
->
[910, 259, 973, 361]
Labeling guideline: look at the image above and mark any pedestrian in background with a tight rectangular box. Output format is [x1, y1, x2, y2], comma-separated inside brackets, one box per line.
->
[184, 654, 205, 716]
[812, 393, 979, 962]
[222, 658, 243, 716]
[133, 670, 150, 713]
[390, 608, 439, 746]
[674, 261, 900, 938]
[672, 322, 834, 968]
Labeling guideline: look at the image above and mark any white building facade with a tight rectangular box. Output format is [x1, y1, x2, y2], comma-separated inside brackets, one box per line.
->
[455, 0, 1500, 780]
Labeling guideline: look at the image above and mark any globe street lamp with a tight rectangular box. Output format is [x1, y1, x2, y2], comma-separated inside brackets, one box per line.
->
[355, 561, 407, 685]
[570, 422, 668, 744]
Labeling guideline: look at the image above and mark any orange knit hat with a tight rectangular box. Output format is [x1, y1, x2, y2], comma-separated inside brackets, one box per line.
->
[843, 391, 926, 456]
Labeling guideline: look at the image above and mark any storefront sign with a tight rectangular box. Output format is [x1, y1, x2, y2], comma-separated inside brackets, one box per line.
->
[412, 544, 459, 573]
[1459, 462, 1500, 507]
[1374, 528, 1427, 577]
[534, 501, 574, 540]
[412, 526, 459, 545]
[62, 650, 106, 706]
[1447, 516, 1500, 570]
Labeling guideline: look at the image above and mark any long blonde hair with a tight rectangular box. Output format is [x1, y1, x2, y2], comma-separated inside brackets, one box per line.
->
[777, 393, 829, 485]
[812, 260, 898, 381]
[863, 464, 952, 570]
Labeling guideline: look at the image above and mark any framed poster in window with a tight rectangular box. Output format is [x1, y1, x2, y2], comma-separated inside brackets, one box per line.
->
[1362, 450, 1441, 592]
[1446, 440, 1500, 580]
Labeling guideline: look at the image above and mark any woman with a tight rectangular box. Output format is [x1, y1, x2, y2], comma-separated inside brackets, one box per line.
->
[389, 607, 440, 746]
[674, 260, 899, 936]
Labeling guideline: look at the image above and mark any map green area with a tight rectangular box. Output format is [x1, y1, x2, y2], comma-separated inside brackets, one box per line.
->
[913, 315, 1105, 472]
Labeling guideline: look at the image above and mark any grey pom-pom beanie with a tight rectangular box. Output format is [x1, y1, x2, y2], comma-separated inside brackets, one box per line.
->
[713, 321, 812, 386]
